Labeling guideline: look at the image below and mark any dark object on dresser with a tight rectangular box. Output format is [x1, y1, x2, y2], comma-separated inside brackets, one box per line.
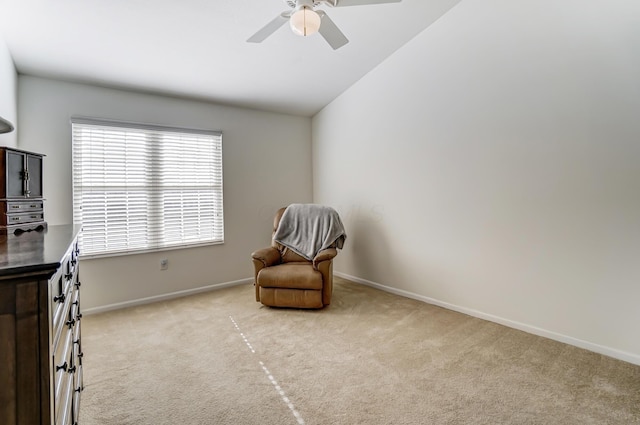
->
[0, 225, 83, 425]
[0, 146, 47, 235]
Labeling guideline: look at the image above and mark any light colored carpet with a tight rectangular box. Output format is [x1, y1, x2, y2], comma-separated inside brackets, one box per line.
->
[80, 277, 640, 424]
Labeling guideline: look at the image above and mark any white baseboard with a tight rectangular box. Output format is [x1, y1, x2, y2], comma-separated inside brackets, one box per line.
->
[83, 277, 253, 316]
[335, 272, 640, 366]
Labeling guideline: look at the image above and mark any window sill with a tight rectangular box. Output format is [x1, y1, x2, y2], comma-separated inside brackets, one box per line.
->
[78, 240, 224, 260]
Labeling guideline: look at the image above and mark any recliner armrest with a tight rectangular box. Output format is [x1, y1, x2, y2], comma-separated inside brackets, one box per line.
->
[251, 247, 281, 267]
[313, 248, 337, 269]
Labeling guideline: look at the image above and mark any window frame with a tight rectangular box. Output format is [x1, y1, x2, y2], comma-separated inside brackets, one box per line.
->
[71, 117, 224, 258]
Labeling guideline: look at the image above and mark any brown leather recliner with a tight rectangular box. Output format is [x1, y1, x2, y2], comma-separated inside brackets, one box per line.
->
[251, 207, 339, 309]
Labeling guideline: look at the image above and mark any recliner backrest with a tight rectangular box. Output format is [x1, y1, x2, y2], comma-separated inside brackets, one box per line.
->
[271, 207, 308, 263]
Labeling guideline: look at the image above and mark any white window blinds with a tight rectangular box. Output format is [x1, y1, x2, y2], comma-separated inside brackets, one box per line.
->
[72, 118, 223, 257]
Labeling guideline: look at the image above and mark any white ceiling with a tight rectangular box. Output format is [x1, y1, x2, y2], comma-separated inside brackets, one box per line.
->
[0, 0, 462, 116]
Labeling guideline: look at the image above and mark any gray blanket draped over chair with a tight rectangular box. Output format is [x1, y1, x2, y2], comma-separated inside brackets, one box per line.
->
[273, 203, 346, 261]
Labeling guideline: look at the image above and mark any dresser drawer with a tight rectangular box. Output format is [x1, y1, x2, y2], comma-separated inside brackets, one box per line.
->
[55, 371, 74, 425]
[71, 303, 83, 425]
[54, 317, 76, 425]
[72, 376, 82, 425]
[51, 270, 73, 349]
[2, 211, 45, 226]
[53, 323, 74, 406]
[1, 200, 44, 212]
[73, 318, 83, 368]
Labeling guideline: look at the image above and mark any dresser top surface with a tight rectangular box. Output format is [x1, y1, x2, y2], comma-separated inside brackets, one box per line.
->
[0, 224, 81, 277]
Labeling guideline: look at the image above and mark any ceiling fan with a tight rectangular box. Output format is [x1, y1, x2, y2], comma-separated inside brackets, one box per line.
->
[247, 0, 402, 50]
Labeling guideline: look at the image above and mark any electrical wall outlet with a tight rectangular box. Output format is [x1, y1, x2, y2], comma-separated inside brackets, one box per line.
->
[160, 259, 168, 270]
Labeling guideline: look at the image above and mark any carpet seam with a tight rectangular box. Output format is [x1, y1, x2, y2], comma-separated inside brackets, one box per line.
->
[229, 315, 305, 425]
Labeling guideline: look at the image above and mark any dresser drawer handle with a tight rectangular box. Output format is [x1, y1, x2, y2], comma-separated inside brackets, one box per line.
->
[11, 205, 20, 209]
[66, 318, 76, 328]
[30, 215, 40, 219]
[53, 293, 66, 303]
[56, 362, 68, 372]
[30, 204, 39, 208]
[10, 217, 20, 221]
[67, 365, 76, 373]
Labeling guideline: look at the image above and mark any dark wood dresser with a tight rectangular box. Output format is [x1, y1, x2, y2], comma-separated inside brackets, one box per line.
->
[0, 225, 83, 425]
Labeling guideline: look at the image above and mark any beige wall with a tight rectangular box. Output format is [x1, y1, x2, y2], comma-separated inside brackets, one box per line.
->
[18, 76, 313, 311]
[313, 0, 640, 364]
[0, 34, 17, 147]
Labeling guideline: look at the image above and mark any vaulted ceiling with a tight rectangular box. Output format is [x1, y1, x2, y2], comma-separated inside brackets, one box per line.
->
[0, 0, 462, 116]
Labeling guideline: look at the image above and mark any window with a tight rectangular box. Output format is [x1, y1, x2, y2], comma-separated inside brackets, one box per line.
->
[72, 118, 223, 257]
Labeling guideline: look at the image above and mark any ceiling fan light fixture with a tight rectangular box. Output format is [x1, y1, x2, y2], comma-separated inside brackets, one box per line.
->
[290, 6, 321, 36]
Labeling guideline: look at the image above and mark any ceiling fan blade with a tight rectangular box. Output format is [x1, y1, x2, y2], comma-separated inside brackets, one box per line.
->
[316, 11, 349, 50]
[323, 0, 401, 7]
[247, 13, 290, 43]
